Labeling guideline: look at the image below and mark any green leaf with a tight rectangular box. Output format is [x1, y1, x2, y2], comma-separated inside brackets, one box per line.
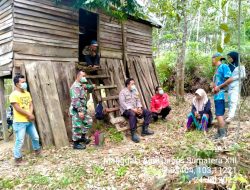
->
[221, 0, 227, 8]
[176, 14, 181, 23]
[220, 23, 229, 32]
[232, 183, 236, 190]
[224, 33, 231, 44]
[217, 44, 223, 53]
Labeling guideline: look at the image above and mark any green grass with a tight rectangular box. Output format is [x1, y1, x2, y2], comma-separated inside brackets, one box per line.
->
[116, 166, 128, 178]
[108, 128, 124, 143]
[92, 165, 105, 176]
[25, 173, 50, 186]
[0, 178, 20, 189]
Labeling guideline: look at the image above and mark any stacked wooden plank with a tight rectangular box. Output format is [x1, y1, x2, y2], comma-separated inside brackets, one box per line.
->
[12, 0, 79, 70]
[126, 20, 152, 57]
[24, 61, 73, 148]
[0, 0, 14, 77]
[99, 13, 123, 60]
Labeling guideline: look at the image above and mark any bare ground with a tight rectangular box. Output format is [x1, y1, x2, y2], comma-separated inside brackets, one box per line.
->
[0, 95, 249, 190]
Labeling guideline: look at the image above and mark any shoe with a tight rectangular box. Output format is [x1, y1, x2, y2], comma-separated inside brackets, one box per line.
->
[141, 125, 154, 136]
[73, 141, 86, 150]
[213, 128, 227, 140]
[79, 134, 91, 144]
[14, 157, 27, 166]
[161, 117, 167, 121]
[131, 130, 140, 143]
[34, 149, 42, 156]
[213, 129, 221, 139]
[225, 117, 233, 123]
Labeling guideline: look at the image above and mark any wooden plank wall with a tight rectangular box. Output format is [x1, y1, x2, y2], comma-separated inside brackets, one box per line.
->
[0, 0, 14, 77]
[99, 12, 158, 110]
[99, 12, 123, 60]
[12, 0, 79, 71]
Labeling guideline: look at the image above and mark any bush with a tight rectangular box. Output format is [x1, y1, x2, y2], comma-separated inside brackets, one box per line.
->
[155, 51, 214, 93]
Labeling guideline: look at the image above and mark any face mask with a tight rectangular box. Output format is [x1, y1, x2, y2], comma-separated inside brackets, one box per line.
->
[80, 77, 87, 83]
[20, 82, 28, 90]
[159, 89, 164, 95]
[131, 85, 137, 92]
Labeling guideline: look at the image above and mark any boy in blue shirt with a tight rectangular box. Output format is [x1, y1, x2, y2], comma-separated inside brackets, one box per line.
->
[212, 53, 233, 139]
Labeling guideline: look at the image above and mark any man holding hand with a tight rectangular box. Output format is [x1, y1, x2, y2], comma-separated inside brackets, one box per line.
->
[119, 78, 153, 143]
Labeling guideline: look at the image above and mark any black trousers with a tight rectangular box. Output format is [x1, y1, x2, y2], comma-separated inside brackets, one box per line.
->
[122, 109, 151, 130]
[85, 54, 100, 66]
[152, 106, 171, 122]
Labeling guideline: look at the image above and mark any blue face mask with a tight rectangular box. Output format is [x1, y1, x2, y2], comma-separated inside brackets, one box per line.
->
[20, 82, 28, 90]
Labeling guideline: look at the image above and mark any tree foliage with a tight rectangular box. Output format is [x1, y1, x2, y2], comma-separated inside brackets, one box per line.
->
[54, 0, 144, 20]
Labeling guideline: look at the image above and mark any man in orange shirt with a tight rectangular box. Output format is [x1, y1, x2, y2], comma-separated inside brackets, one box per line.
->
[150, 86, 171, 122]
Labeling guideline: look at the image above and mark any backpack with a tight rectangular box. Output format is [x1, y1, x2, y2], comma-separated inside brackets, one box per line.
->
[95, 102, 104, 120]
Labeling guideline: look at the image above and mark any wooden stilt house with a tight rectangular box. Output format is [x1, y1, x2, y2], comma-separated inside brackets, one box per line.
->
[0, 0, 161, 147]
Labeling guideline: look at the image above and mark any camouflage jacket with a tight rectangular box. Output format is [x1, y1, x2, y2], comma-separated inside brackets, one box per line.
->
[82, 46, 98, 57]
[69, 81, 94, 116]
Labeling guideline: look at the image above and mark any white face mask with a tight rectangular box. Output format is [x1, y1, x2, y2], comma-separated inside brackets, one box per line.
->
[131, 85, 137, 92]
[159, 89, 164, 95]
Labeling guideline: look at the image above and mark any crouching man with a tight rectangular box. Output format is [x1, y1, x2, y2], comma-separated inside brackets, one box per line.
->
[119, 78, 154, 143]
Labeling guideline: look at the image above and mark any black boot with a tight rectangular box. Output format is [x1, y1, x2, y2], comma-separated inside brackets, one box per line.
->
[131, 129, 140, 143]
[73, 141, 86, 150]
[79, 134, 91, 144]
[141, 125, 154, 136]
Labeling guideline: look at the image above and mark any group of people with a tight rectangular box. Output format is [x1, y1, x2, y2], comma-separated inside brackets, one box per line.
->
[185, 51, 246, 138]
[8, 50, 245, 164]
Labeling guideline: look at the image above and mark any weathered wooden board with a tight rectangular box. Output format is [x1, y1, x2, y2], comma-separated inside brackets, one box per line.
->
[24, 61, 69, 148]
[52, 62, 75, 141]
[0, 40, 12, 55]
[24, 62, 54, 147]
[13, 42, 78, 58]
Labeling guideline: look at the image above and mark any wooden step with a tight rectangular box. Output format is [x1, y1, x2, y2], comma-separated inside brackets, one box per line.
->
[76, 65, 101, 71]
[102, 95, 119, 101]
[94, 85, 117, 90]
[105, 107, 120, 113]
[86, 75, 109, 79]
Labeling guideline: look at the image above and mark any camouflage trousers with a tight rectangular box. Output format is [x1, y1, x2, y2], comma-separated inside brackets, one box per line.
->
[71, 113, 93, 141]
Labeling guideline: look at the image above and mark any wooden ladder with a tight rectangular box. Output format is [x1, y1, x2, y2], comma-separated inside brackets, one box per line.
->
[78, 65, 129, 131]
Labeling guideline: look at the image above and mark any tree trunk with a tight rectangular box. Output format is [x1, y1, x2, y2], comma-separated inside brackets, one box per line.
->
[176, 1, 188, 102]
[196, 4, 201, 51]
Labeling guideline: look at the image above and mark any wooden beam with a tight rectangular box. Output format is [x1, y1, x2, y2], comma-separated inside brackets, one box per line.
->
[0, 78, 9, 142]
[94, 85, 117, 90]
[86, 74, 109, 79]
[102, 95, 119, 101]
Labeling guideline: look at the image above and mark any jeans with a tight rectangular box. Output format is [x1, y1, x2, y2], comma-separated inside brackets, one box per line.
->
[13, 122, 40, 159]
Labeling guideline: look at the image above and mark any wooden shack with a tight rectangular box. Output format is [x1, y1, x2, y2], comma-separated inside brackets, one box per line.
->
[0, 0, 161, 147]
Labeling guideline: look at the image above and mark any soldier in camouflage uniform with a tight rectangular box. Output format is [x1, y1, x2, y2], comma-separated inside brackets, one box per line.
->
[69, 70, 95, 149]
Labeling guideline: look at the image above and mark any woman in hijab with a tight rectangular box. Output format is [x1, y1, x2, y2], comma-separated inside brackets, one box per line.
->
[226, 51, 246, 123]
[185, 89, 212, 134]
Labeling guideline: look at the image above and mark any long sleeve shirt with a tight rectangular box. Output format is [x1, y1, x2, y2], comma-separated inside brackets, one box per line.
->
[69, 81, 94, 116]
[119, 88, 142, 114]
[150, 93, 170, 113]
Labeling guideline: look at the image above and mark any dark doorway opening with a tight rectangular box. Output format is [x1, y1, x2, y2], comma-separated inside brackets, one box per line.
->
[79, 9, 98, 62]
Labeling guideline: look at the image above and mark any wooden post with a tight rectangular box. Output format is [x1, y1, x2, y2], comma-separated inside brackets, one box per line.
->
[0, 78, 9, 142]
[122, 21, 128, 74]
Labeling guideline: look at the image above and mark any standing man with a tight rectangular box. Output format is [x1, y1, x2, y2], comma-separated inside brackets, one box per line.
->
[150, 86, 171, 122]
[82, 40, 100, 67]
[9, 75, 41, 165]
[119, 78, 154, 143]
[211, 53, 233, 139]
[69, 70, 95, 149]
